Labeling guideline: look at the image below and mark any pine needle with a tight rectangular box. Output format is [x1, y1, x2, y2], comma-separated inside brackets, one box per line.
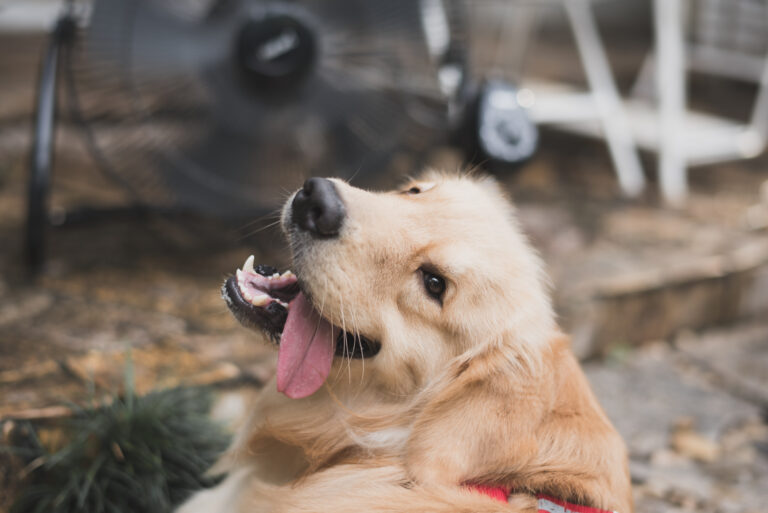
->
[4, 386, 230, 513]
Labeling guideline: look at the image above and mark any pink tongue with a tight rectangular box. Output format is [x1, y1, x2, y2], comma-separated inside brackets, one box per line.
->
[277, 293, 336, 399]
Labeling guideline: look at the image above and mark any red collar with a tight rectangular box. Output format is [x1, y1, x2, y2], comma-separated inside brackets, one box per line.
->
[467, 485, 617, 513]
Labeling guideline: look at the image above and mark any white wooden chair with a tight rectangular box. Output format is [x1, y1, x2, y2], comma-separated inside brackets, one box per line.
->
[471, 0, 768, 205]
[467, 0, 646, 198]
[629, 0, 768, 205]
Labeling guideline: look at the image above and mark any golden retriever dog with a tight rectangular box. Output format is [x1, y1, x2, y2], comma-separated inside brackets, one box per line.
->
[178, 173, 632, 513]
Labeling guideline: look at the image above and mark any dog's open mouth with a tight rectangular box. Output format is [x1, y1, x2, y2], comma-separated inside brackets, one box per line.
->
[223, 256, 380, 399]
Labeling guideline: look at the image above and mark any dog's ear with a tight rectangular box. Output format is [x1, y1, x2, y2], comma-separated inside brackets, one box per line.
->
[414, 168, 451, 184]
[404, 335, 633, 513]
[412, 169, 502, 191]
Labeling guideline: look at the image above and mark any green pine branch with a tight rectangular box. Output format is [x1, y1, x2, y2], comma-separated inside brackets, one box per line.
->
[4, 384, 230, 513]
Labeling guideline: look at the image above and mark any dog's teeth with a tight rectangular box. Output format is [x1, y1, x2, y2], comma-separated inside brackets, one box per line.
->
[281, 270, 295, 278]
[276, 299, 289, 307]
[271, 273, 280, 279]
[236, 269, 244, 282]
[250, 294, 270, 307]
[243, 255, 255, 274]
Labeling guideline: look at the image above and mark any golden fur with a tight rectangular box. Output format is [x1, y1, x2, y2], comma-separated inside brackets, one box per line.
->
[178, 173, 632, 513]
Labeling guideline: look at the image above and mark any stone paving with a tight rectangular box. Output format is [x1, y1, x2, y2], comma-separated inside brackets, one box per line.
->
[586, 330, 768, 513]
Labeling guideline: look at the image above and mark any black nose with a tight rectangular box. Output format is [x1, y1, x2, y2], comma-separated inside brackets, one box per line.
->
[291, 178, 345, 237]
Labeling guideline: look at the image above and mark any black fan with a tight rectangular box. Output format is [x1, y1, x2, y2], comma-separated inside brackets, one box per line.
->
[74, 0, 468, 212]
[27, 0, 537, 270]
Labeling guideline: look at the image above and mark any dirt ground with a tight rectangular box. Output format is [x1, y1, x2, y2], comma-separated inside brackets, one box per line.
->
[1, 28, 767, 513]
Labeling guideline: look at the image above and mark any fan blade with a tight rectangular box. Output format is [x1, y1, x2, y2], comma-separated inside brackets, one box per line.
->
[87, 0, 235, 80]
[312, 0, 443, 98]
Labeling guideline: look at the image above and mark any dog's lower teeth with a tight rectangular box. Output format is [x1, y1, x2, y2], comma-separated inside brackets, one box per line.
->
[233, 263, 297, 310]
[250, 294, 270, 307]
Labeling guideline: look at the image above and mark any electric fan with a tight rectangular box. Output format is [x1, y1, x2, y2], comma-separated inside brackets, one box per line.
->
[27, 0, 537, 270]
[74, 0, 467, 211]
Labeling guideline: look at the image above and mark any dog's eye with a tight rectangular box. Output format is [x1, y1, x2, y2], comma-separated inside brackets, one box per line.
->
[406, 186, 421, 194]
[422, 271, 446, 301]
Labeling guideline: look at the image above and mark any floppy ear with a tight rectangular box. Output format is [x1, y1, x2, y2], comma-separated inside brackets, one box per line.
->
[404, 335, 633, 513]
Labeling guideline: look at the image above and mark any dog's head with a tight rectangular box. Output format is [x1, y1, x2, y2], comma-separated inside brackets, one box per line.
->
[224, 173, 555, 398]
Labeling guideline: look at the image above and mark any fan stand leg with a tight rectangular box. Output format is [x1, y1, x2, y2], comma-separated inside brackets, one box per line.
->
[25, 15, 75, 274]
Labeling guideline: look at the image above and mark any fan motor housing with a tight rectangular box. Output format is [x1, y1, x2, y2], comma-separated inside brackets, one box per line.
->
[235, 11, 317, 95]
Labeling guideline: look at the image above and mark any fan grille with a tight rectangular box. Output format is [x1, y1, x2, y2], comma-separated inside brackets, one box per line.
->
[64, 0, 467, 215]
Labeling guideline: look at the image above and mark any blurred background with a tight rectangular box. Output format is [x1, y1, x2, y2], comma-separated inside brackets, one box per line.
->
[0, 0, 766, 512]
